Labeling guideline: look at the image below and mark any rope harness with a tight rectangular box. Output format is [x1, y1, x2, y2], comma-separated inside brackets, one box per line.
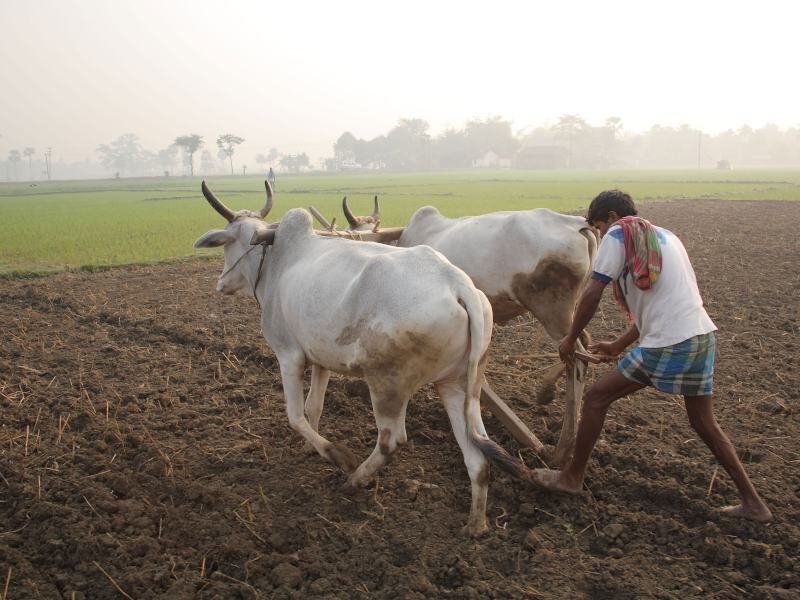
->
[217, 243, 270, 308]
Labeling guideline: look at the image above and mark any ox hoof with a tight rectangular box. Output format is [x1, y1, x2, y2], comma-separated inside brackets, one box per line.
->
[302, 440, 317, 455]
[718, 503, 773, 522]
[463, 519, 489, 538]
[536, 384, 556, 405]
[344, 473, 370, 490]
[326, 443, 359, 474]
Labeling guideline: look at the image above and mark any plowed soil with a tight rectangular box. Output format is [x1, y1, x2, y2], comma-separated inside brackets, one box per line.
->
[1, 200, 798, 599]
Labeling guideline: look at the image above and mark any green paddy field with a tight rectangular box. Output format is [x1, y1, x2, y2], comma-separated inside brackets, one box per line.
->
[1, 169, 799, 275]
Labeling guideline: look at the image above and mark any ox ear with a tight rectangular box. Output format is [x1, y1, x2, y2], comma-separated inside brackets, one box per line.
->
[194, 229, 236, 248]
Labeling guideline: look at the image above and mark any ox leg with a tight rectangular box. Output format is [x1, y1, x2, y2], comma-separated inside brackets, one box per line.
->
[528, 305, 573, 406]
[436, 380, 490, 537]
[305, 365, 331, 433]
[303, 365, 331, 453]
[279, 359, 359, 473]
[347, 386, 410, 489]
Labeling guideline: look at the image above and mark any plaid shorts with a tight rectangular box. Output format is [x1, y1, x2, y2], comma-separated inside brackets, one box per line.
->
[618, 332, 716, 396]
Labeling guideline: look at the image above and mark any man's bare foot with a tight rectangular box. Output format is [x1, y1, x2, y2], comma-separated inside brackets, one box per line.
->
[718, 503, 773, 522]
[530, 468, 582, 495]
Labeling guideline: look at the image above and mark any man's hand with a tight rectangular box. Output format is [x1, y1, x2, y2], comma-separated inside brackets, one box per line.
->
[588, 340, 622, 361]
[558, 335, 577, 365]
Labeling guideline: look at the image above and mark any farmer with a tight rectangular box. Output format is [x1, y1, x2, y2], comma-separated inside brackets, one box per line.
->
[532, 189, 772, 522]
[267, 167, 276, 190]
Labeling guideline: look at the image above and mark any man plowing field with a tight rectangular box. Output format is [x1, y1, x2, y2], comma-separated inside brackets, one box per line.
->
[533, 189, 772, 522]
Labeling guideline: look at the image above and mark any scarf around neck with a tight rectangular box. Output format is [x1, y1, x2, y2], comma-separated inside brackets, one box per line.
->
[612, 215, 662, 319]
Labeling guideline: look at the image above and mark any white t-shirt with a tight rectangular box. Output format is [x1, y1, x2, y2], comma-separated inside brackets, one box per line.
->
[592, 223, 716, 348]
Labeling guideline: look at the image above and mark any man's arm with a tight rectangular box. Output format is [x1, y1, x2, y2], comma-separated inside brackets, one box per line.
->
[590, 323, 640, 358]
[614, 323, 640, 351]
[558, 278, 606, 362]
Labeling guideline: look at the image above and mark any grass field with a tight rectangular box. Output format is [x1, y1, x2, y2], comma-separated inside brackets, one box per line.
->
[1, 169, 799, 275]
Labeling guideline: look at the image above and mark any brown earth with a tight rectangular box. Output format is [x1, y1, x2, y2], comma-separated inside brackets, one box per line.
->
[1, 199, 798, 600]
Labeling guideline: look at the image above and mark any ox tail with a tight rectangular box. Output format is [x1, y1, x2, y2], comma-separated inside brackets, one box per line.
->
[458, 283, 532, 482]
[579, 224, 599, 264]
[575, 224, 600, 349]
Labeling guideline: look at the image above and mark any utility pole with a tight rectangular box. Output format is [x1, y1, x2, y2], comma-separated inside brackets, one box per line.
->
[697, 131, 702, 169]
[44, 148, 52, 181]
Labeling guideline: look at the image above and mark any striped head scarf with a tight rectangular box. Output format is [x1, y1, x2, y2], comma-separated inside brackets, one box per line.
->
[613, 215, 662, 319]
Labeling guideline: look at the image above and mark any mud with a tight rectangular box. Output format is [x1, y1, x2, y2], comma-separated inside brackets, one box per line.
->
[1, 200, 798, 599]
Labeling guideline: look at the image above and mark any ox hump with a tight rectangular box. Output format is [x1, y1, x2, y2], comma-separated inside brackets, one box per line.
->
[410, 205, 441, 222]
[277, 208, 314, 239]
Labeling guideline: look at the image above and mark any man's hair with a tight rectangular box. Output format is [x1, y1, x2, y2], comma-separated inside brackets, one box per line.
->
[586, 189, 637, 226]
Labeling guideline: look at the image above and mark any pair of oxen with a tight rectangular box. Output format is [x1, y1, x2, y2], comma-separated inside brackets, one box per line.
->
[194, 181, 596, 536]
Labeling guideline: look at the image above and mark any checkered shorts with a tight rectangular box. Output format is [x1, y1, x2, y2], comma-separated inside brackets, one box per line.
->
[618, 333, 716, 396]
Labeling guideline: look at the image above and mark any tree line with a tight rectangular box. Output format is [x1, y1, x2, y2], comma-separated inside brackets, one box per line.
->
[92, 133, 308, 178]
[4, 116, 800, 181]
[329, 116, 800, 171]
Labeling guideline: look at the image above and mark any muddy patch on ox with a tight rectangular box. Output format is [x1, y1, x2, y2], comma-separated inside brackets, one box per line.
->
[0, 199, 798, 598]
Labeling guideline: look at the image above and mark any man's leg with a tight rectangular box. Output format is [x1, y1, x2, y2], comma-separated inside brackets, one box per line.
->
[683, 394, 772, 521]
[533, 370, 644, 493]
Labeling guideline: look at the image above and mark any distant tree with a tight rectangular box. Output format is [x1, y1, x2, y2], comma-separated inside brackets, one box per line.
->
[433, 128, 469, 168]
[364, 135, 387, 169]
[334, 132, 358, 156]
[174, 134, 204, 176]
[200, 150, 216, 174]
[278, 155, 293, 171]
[158, 145, 180, 176]
[277, 153, 309, 173]
[257, 147, 281, 167]
[23, 147, 35, 180]
[139, 149, 159, 174]
[553, 114, 588, 168]
[8, 149, 21, 179]
[216, 134, 245, 175]
[384, 118, 432, 170]
[333, 132, 359, 168]
[601, 117, 623, 166]
[464, 116, 518, 162]
[96, 133, 145, 176]
[605, 116, 623, 138]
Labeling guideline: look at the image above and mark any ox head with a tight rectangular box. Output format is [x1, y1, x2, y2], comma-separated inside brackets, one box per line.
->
[343, 195, 380, 231]
[309, 195, 404, 244]
[194, 180, 277, 294]
[309, 196, 384, 233]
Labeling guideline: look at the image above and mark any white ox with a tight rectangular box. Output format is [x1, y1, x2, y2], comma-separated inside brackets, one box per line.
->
[194, 182, 529, 535]
[319, 197, 598, 466]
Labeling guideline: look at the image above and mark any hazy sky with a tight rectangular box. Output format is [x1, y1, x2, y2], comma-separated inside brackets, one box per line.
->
[1, 0, 797, 165]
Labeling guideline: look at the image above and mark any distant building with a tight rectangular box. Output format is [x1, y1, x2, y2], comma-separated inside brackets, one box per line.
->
[473, 151, 512, 169]
[333, 149, 362, 171]
[514, 145, 569, 169]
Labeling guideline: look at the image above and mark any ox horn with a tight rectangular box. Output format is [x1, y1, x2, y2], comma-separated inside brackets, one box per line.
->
[372, 195, 380, 221]
[201, 181, 235, 222]
[250, 228, 277, 246]
[342, 196, 359, 228]
[259, 180, 274, 219]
